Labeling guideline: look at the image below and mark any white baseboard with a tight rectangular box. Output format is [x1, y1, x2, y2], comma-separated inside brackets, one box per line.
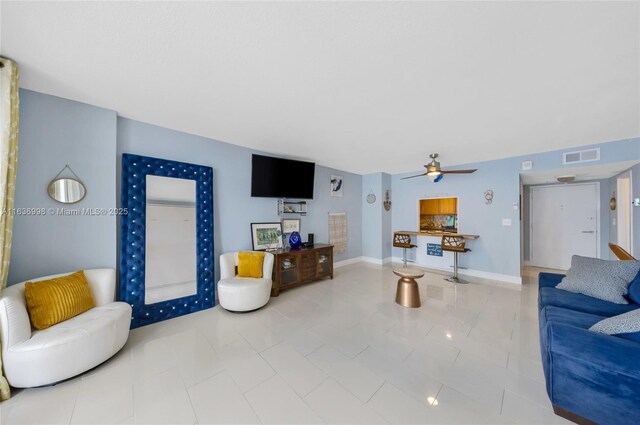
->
[334, 256, 364, 268]
[362, 257, 385, 265]
[391, 257, 522, 285]
[335, 257, 522, 285]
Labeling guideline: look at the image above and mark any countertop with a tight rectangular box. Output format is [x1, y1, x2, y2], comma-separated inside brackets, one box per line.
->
[394, 230, 479, 240]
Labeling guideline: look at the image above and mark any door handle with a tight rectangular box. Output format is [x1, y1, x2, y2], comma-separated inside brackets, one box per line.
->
[581, 231, 595, 234]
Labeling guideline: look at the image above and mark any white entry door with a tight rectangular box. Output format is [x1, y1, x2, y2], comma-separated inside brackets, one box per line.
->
[530, 183, 598, 270]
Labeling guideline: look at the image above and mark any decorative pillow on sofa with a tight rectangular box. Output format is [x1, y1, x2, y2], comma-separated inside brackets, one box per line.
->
[556, 256, 640, 304]
[589, 309, 640, 343]
[24, 270, 96, 330]
[237, 251, 265, 278]
[626, 269, 640, 305]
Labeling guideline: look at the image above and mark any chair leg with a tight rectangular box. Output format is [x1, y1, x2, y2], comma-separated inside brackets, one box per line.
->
[445, 251, 468, 284]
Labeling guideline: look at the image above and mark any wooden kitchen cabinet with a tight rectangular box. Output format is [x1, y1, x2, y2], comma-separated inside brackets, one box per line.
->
[438, 198, 457, 215]
[420, 198, 457, 215]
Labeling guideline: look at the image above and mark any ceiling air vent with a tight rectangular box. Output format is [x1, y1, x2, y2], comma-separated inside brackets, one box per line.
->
[563, 148, 600, 165]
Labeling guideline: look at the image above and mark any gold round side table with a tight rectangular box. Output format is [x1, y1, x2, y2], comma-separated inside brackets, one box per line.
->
[393, 268, 424, 308]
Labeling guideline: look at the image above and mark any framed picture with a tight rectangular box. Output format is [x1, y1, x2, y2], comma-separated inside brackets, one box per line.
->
[330, 175, 343, 197]
[251, 222, 283, 251]
[282, 218, 301, 234]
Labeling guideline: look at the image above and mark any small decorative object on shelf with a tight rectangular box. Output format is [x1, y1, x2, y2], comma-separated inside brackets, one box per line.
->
[289, 231, 302, 249]
[278, 199, 308, 216]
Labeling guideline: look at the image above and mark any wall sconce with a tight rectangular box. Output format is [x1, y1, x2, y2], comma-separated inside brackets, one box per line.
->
[484, 190, 494, 205]
[383, 190, 391, 211]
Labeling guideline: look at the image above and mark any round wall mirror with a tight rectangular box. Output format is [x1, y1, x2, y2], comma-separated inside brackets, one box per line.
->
[366, 192, 376, 204]
[48, 178, 86, 204]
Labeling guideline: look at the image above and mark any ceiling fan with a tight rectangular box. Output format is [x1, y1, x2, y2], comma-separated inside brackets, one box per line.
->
[401, 154, 477, 182]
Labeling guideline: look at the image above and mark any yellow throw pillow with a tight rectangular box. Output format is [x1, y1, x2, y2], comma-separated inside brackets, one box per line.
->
[24, 271, 96, 330]
[237, 251, 265, 278]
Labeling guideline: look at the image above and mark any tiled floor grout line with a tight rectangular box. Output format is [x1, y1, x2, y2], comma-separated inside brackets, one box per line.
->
[365, 379, 387, 404]
[301, 376, 331, 399]
[351, 344, 370, 359]
[240, 386, 265, 425]
[303, 342, 326, 358]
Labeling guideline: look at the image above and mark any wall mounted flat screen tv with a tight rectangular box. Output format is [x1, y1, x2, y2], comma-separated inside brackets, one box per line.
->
[251, 154, 315, 199]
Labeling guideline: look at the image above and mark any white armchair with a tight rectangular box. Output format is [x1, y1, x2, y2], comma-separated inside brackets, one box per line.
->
[0, 269, 131, 388]
[217, 252, 274, 312]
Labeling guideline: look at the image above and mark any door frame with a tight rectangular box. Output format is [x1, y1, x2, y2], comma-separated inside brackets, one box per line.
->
[616, 170, 634, 255]
[529, 182, 601, 267]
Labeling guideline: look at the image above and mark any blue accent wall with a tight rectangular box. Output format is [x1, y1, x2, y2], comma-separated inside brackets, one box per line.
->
[9, 90, 117, 284]
[116, 117, 363, 281]
[8, 90, 362, 285]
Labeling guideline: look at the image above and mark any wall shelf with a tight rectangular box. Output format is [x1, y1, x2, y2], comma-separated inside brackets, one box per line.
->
[278, 199, 308, 216]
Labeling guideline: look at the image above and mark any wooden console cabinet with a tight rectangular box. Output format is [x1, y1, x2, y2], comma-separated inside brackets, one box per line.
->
[271, 244, 334, 296]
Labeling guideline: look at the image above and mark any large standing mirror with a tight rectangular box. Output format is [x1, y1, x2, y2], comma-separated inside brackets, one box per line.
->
[145, 175, 198, 304]
[120, 154, 214, 328]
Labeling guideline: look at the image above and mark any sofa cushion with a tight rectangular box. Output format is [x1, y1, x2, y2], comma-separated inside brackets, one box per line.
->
[538, 272, 565, 289]
[540, 305, 605, 331]
[24, 271, 96, 330]
[590, 309, 640, 343]
[539, 287, 639, 317]
[217, 277, 272, 312]
[538, 306, 606, 396]
[627, 269, 640, 305]
[556, 255, 640, 304]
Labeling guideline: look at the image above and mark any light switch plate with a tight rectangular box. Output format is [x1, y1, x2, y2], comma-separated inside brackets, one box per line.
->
[502, 218, 512, 226]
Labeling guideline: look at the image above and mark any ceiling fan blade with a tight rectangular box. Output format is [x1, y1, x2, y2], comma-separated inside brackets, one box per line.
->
[441, 169, 478, 174]
[401, 173, 429, 180]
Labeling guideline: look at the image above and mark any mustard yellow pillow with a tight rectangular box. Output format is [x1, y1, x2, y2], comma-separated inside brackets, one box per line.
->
[24, 271, 96, 330]
[237, 251, 265, 278]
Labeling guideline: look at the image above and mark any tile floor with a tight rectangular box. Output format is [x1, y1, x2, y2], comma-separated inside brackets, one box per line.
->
[1, 263, 571, 425]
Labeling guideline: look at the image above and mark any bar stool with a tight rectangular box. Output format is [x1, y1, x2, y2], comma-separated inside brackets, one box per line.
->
[442, 235, 471, 284]
[393, 233, 417, 268]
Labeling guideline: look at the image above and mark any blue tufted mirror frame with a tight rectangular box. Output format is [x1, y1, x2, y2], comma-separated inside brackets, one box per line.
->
[120, 153, 215, 328]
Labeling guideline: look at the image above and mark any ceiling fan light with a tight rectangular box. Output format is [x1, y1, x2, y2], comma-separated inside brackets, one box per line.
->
[426, 165, 441, 176]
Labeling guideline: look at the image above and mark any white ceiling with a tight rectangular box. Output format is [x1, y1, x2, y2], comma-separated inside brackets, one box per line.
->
[520, 160, 640, 185]
[1, 1, 638, 174]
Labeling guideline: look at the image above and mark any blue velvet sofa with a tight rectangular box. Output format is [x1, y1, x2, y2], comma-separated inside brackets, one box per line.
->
[538, 272, 640, 425]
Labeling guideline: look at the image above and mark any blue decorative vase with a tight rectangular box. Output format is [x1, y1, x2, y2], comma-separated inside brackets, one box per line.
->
[289, 231, 302, 249]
